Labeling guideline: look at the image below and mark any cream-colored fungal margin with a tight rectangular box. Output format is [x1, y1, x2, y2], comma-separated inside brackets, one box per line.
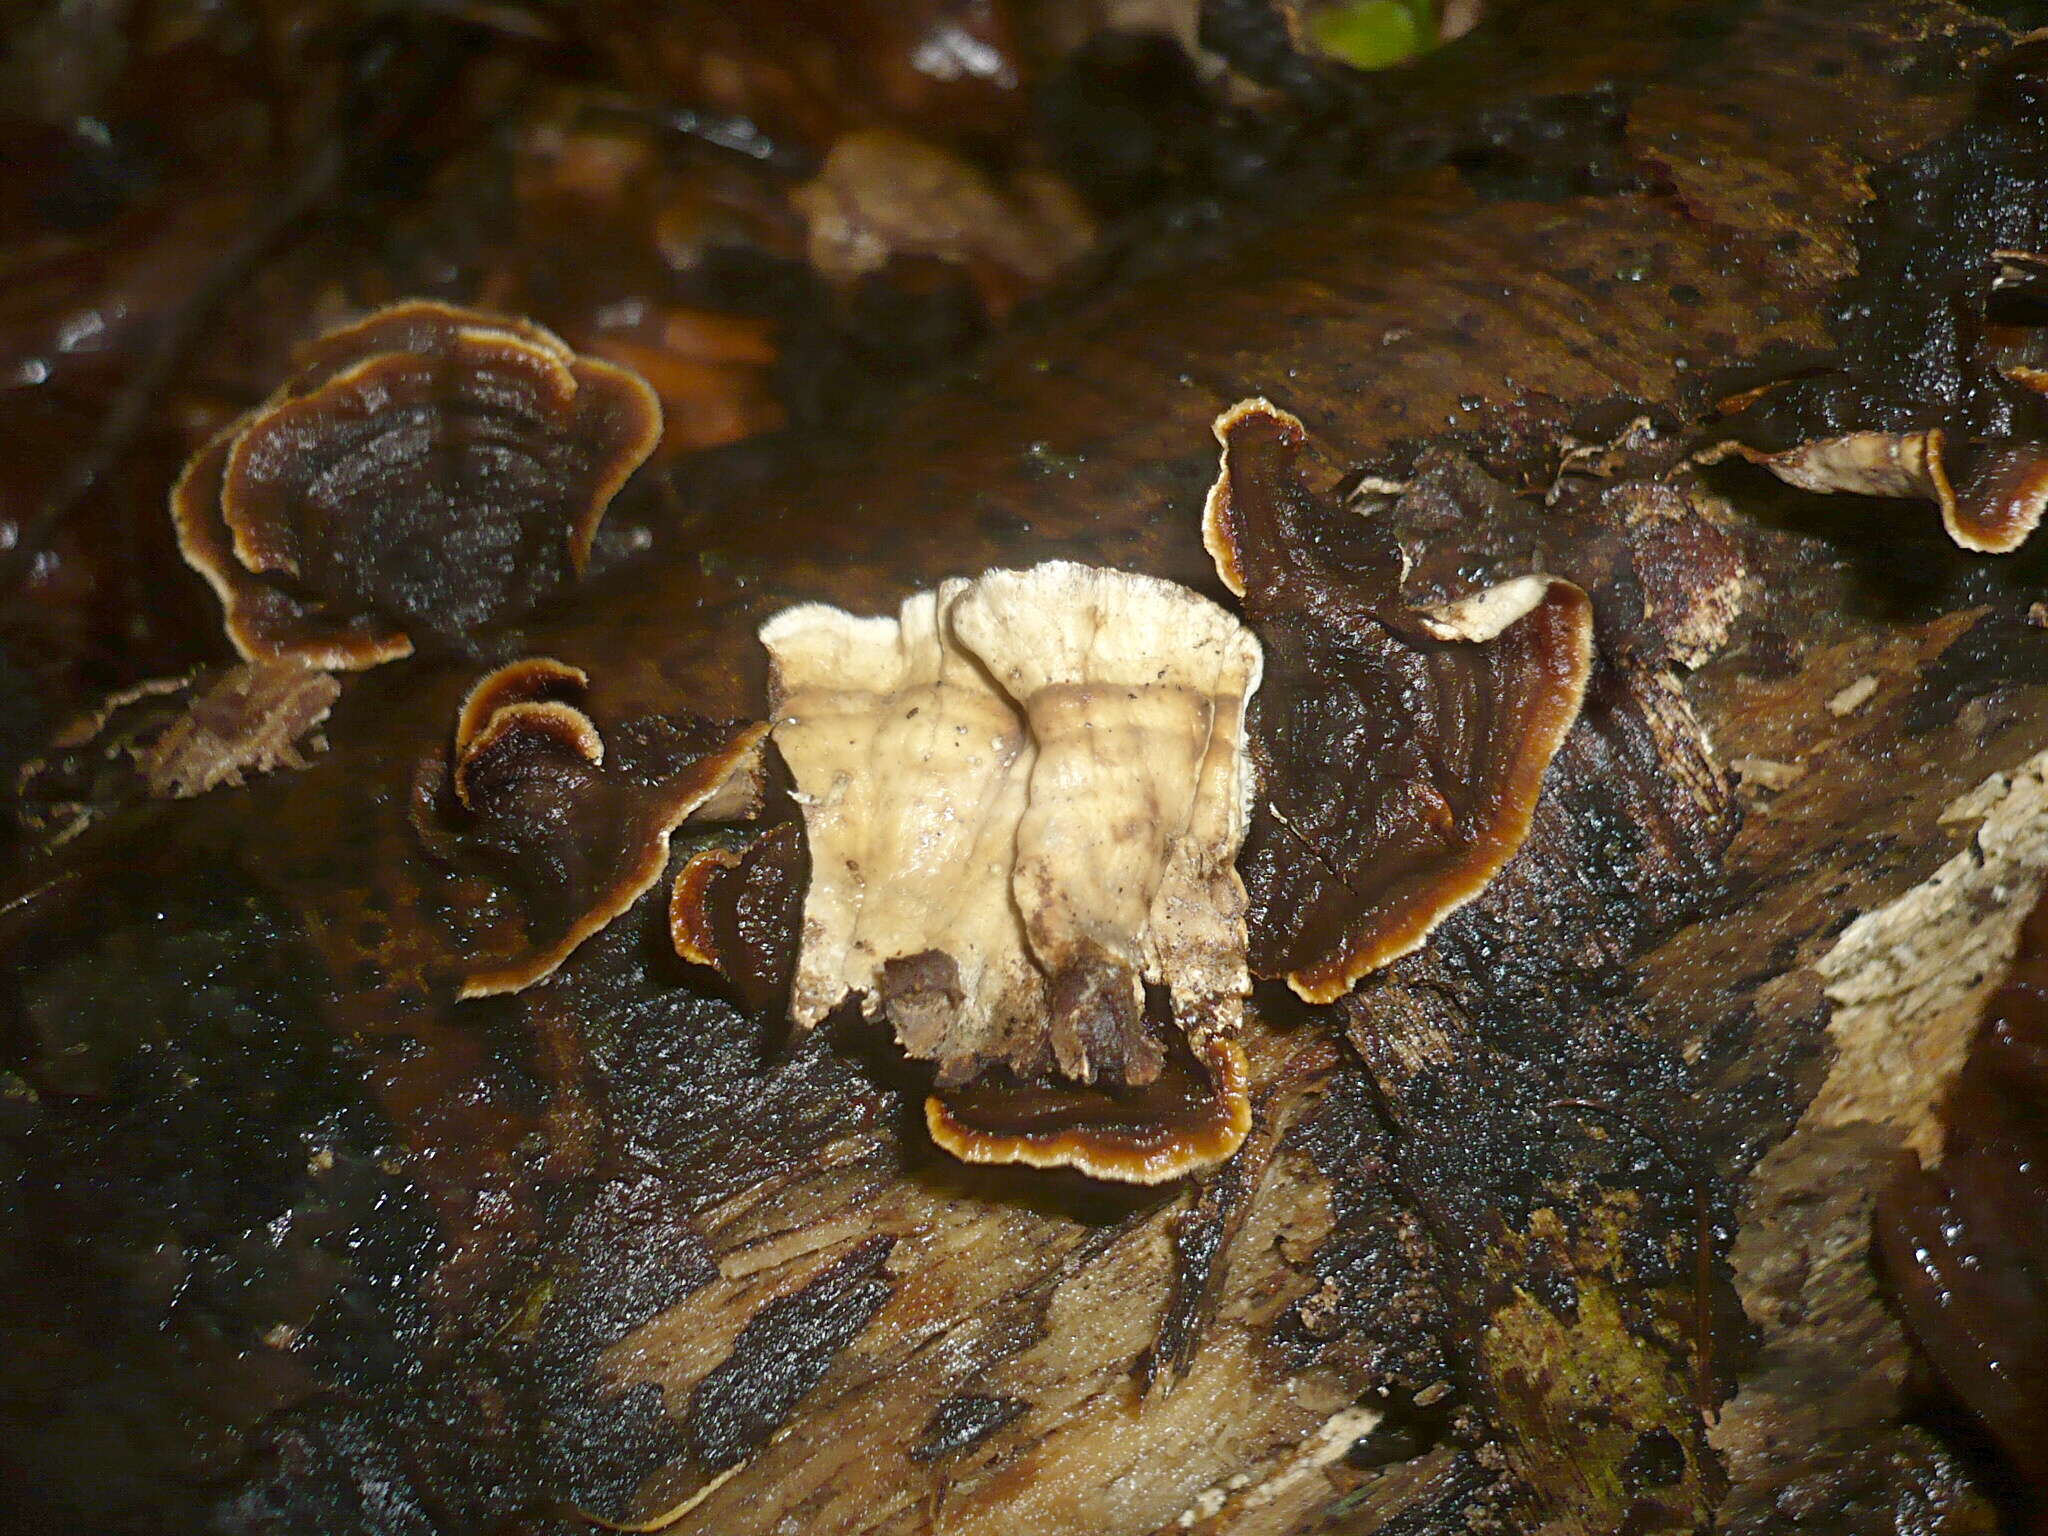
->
[1813, 746, 2048, 1164]
[761, 561, 1262, 1085]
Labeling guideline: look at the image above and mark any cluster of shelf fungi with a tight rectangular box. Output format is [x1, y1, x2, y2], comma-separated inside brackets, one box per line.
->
[7, 2, 2048, 1531]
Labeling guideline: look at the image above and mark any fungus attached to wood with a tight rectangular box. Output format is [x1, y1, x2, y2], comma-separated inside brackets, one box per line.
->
[413, 657, 766, 998]
[949, 564, 1263, 1084]
[173, 300, 663, 669]
[668, 822, 807, 1014]
[1711, 40, 2048, 554]
[926, 1029, 1252, 1185]
[1203, 398, 1594, 1003]
[764, 580, 1040, 1079]
[761, 561, 1262, 1182]
[1710, 420, 2048, 556]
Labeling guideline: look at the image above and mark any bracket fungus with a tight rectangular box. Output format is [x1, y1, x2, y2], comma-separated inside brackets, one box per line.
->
[1710, 40, 2048, 554]
[1204, 399, 1594, 1003]
[667, 822, 807, 1014]
[761, 562, 1262, 1183]
[172, 300, 663, 669]
[413, 657, 767, 999]
[926, 1025, 1253, 1186]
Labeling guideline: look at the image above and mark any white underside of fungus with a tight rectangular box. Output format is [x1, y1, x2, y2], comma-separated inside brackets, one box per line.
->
[760, 561, 1263, 1089]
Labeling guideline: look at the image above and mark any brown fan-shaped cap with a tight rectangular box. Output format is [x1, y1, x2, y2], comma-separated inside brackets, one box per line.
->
[670, 842, 746, 970]
[668, 822, 806, 1013]
[1206, 399, 1594, 1004]
[1714, 426, 2048, 555]
[173, 300, 662, 670]
[415, 656, 767, 998]
[1706, 215, 2048, 556]
[927, 1032, 1251, 1185]
[1934, 435, 2048, 555]
[453, 655, 591, 751]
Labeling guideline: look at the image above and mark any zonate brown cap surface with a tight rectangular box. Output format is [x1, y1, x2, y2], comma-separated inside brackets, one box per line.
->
[172, 300, 662, 669]
[412, 656, 766, 998]
[1206, 399, 1594, 1003]
[926, 1031, 1252, 1185]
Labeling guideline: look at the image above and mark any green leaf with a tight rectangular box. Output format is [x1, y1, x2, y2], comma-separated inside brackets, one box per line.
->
[1306, 0, 1428, 71]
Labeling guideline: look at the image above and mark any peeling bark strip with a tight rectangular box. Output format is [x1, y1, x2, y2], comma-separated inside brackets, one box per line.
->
[15, 658, 340, 839]
[134, 659, 342, 798]
[762, 561, 1261, 1181]
[1713, 750, 2048, 1532]
[1814, 748, 2048, 1160]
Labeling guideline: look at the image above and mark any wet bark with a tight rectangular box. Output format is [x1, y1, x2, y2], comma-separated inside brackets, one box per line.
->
[5, 3, 2046, 1533]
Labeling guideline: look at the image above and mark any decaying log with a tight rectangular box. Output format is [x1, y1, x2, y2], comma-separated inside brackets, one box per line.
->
[6, 3, 2048, 1533]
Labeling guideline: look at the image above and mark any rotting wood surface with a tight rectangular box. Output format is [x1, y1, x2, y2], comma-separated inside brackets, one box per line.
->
[5, 3, 2047, 1533]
